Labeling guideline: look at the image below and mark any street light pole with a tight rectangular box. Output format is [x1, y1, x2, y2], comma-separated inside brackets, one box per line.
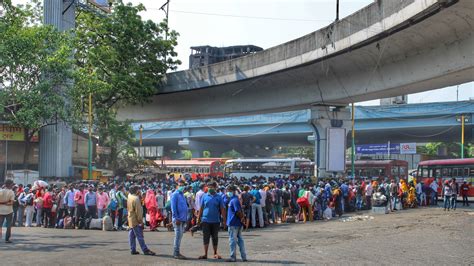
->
[88, 93, 93, 180]
[461, 114, 464, 159]
[336, 0, 340, 21]
[4, 139, 7, 179]
[351, 103, 355, 179]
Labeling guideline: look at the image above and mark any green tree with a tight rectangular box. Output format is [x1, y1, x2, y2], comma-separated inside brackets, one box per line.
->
[181, 150, 192, 160]
[202, 151, 211, 158]
[0, 2, 75, 169]
[72, 1, 180, 173]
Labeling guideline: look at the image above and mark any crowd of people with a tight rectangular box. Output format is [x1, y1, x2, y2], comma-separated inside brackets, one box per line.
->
[0, 174, 470, 260]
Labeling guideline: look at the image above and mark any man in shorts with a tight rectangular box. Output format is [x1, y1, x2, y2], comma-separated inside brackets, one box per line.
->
[197, 181, 226, 260]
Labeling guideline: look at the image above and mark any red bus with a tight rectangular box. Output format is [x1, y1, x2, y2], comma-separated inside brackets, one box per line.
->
[156, 158, 226, 181]
[416, 158, 474, 197]
[346, 160, 409, 180]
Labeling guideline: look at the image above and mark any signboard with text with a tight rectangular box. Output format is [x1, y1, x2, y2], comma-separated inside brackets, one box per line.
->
[0, 125, 39, 142]
[356, 143, 417, 155]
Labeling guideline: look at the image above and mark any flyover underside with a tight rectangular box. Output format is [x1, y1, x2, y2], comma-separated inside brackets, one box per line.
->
[120, 0, 474, 122]
[139, 124, 472, 150]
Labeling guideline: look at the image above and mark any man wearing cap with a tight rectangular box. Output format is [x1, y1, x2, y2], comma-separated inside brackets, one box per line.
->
[0, 179, 15, 243]
[226, 185, 247, 262]
[171, 180, 188, 260]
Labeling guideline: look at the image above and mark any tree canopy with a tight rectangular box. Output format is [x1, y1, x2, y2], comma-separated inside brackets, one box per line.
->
[72, 1, 181, 172]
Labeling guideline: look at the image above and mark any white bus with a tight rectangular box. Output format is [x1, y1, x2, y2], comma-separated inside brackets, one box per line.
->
[224, 158, 314, 179]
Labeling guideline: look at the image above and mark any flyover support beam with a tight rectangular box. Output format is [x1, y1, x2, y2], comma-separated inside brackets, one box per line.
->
[39, 0, 75, 178]
[309, 106, 351, 179]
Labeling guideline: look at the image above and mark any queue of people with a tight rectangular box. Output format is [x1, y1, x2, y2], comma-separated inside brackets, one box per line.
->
[0, 174, 470, 260]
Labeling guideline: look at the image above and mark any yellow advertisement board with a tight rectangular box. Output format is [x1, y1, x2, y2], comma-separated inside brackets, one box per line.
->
[0, 125, 39, 142]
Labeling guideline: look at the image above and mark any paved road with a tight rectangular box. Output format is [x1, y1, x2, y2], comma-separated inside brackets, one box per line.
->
[1, 206, 473, 265]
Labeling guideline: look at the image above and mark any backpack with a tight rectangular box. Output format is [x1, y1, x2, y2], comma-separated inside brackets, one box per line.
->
[26, 195, 34, 206]
[273, 189, 282, 205]
[64, 216, 74, 229]
[108, 199, 118, 211]
[265, 191, 273, 206]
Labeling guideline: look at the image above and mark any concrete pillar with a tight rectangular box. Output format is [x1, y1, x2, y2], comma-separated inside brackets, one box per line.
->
[309, 105, 351, 178]
[39, 1, 75, 178]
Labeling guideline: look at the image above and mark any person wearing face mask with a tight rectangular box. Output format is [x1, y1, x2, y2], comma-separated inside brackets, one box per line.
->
[170, 180, 188, 260]
[225, 185, 247, 262]
[197, 181, 226, 260]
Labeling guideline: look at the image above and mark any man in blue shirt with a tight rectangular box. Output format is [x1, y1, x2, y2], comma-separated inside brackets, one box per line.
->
[171, 180, 188, 260]
[85, 186, 97, 219]
[250, 185, 264, 228]
[198, 181, 226, 260]
[226, 185, 247, 262]
[340, 182, 349, 213]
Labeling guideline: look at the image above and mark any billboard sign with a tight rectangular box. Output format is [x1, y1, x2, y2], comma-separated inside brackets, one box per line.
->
[326, 128, 346, 172]
[135, 146, 164, 158]
[400, 143, 417, 154]
[356, 143, 399, 155]
[356, 143, 417, 155]
[0, 125, 39, 142]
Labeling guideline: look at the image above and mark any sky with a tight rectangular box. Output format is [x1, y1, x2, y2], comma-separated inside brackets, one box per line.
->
[13, 0, 474, 105]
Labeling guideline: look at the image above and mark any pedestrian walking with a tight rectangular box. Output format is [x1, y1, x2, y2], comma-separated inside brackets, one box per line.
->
[0, 179, 15, 243]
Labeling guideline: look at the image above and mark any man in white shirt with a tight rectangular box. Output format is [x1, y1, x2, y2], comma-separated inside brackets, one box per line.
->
[0, 179, 15, 243]
[365, 182, 373, 210]
[430, 181, 439, 206]
[415, 182, 423, 205]
[194, 184, 206, 215]
[259, 185, 267, 224]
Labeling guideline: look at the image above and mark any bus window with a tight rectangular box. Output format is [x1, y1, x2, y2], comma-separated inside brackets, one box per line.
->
[433, 168, 441, 178]
[400, 167, 406, 175]
[391, 167, 399, 176]
[464, 168, 469, 177]
[422, 167, 430, 178]
[441, 168, 451, 177]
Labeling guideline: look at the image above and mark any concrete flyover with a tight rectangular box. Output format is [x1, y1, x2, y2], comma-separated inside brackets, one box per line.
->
[119, 0, 474, 121]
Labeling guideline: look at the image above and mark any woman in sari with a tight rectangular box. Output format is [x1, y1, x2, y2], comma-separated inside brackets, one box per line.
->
[144, 189, 158, 231]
